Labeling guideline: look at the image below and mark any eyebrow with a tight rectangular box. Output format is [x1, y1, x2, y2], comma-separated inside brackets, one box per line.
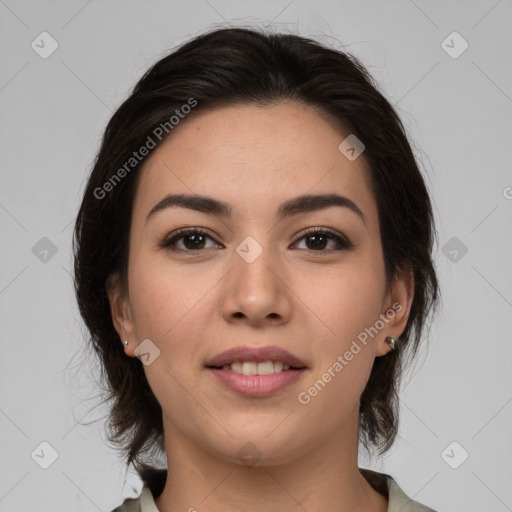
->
[145, 193, 366, 225]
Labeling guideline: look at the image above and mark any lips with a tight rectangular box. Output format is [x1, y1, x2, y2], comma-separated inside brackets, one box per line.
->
[205, 346, 308, 397]
[204, 345, 307, 369]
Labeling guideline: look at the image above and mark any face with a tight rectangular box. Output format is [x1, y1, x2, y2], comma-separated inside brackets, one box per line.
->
[108, 100, 413, 466]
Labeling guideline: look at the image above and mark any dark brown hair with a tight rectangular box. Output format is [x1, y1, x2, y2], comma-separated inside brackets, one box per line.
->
[73, 26, 439, 497]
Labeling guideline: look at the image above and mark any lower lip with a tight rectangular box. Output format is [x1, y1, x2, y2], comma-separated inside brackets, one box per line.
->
[207, 368, 305, 397]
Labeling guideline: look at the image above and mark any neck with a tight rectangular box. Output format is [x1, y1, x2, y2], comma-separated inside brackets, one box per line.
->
[154, 411, 388, 512]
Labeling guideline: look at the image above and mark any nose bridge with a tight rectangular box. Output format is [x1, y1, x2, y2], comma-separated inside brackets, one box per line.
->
[222, 231, 291, 323]
[233, 232, 278, 293]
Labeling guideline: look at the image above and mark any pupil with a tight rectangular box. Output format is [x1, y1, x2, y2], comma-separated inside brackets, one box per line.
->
[308, 234, 326, 250]
[185, 234, 204, 249]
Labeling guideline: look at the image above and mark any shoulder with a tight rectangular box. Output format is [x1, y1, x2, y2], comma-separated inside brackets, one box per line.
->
[110, 496, 140, 512]
[110, 487, 158, 512]
[360, 468, 438, 512]
[387, 475, 438, 511]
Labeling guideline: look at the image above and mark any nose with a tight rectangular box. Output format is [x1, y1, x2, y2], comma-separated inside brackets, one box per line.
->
[220, 239, 293, 327]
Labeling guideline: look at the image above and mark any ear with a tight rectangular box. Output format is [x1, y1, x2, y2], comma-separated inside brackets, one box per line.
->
[375, 267, 415, 357]
[106, 272, 136, 358]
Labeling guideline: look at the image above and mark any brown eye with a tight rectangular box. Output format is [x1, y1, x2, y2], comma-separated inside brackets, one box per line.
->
[160, 229, 220, 252]
[293, 228, 353, 252]
[159, 227, 352, 254]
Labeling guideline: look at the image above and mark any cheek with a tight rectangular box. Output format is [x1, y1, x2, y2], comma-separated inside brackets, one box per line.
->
[292, 252, 385, 400]
[335, 272, 385, 341]
[127, 255, 214, 361]
[294, 252, 386, 346]
[295, 273, 381, 431]
[128, 262, 212, 411]
[130, 264, 207, 342]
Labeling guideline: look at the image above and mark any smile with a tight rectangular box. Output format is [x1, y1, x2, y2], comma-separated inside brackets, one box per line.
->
[207, 366, 306, 397]
[222, 360, 292, 375]
[205, 345, 308, 397]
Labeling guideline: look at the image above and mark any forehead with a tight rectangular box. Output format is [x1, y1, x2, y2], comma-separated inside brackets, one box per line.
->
[133, 101, 376, 223]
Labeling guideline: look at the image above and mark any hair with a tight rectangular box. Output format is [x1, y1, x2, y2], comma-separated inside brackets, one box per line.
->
[73, 26, 439, 497]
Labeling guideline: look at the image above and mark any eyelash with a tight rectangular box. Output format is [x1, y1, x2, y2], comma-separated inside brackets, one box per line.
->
[158, 227, 353, 254]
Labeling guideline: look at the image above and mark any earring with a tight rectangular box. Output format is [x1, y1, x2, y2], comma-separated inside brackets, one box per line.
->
[123, 340, 128, 347]
[386, 336, 397, 351]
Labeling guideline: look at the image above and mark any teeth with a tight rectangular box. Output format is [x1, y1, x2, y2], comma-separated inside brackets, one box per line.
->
[224, 360, 294, 375]
[231, 361, 243, 373]
[242, 361, 258, 375]
[257, 361, 274, 375]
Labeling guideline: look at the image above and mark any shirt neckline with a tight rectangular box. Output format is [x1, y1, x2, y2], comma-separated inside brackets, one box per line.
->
[136, 470, 430, 512]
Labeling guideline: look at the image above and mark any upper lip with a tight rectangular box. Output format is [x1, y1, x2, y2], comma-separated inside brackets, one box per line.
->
[205, 346, 307, 368]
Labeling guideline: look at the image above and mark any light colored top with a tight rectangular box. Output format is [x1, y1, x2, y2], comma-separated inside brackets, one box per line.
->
[111, 470, 438, 512]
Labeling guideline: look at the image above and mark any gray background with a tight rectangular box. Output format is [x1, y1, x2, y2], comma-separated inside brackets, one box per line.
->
[1, 1, 511, 511]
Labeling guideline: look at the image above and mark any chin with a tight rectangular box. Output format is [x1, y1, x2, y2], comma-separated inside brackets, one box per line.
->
[204, 425, 309, 468]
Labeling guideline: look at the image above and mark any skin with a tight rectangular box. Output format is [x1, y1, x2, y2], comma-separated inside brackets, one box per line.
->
[107, 100, 414, 512]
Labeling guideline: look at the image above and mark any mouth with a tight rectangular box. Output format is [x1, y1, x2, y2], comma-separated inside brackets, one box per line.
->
[209, 360, 303, 375]
[205, 345, 307, 369]
[205, 346, 308, 397]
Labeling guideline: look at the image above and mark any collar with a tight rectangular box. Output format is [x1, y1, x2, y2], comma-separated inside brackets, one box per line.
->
[129, 470, 436, 512]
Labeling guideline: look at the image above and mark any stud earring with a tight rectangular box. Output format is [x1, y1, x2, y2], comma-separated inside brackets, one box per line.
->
[386, 336, 397, 351]
[123, 340, 128, 347]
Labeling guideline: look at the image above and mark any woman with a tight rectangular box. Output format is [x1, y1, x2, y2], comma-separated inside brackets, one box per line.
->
[73, 26, 440, 512]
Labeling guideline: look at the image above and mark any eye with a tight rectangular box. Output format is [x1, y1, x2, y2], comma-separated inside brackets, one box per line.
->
[292, 227, 353, 252]
[159, 227, 353, 254]
[159, 228, 221, 252]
